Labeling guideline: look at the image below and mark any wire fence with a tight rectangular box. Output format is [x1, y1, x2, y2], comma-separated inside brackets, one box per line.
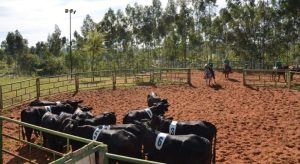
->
[0, 68, 191, 110]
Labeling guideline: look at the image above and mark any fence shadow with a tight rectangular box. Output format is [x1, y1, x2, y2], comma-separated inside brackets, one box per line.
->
[227, 78, 240, 82]
[244, 85, 259, 91]
[6, 144, 55, 164]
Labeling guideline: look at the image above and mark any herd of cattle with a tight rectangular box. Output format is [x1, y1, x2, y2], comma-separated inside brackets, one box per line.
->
[20, 92, 217, 164]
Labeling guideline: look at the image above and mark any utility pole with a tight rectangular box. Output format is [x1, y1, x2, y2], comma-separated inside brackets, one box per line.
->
[65, 9, 76, 75]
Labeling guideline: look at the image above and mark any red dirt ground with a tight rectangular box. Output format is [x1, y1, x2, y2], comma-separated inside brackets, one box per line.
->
[2, 70, 300, 164]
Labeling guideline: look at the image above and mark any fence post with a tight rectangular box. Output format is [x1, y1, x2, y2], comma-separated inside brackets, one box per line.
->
[36, 78, 40, 100]
[112, 71, 116, 90]
[124, 72, 127, 84]
[0, 86, 3, 163]
[75, 74, 79, 93]
[243, 69, 246, 86]
[187, 69, 192, 85]
[287, 71, 291, 89]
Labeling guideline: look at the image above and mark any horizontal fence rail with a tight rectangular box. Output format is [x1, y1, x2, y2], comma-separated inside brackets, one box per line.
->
[39, 74, 76, 97]
[0, 68, 187, 164]
[1, 79, 36, 109]
[0, 69, 190, 110]
[242, 69, 300, 88]
[288, 71, 300, 89]
[0, 116, 106, 164]
[0, 116, 165, 164]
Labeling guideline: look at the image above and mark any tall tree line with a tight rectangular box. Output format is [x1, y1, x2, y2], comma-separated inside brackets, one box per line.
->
[0, 0, 299, 75]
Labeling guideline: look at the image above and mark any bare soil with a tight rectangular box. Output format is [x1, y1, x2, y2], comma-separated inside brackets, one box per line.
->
[2, 70, 300, 164]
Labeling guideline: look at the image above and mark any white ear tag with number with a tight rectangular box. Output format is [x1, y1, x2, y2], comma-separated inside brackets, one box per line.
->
[102, 125, 111, 130]
[45, 106, 52, 112]
[92, 128, 102, 140]
[169, 121, 178, 135]
[155, 133, 168, 150]
[144, 108, 153, 118]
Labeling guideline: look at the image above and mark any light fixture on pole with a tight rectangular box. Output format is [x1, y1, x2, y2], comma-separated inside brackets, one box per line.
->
[65, 8, 76, 75]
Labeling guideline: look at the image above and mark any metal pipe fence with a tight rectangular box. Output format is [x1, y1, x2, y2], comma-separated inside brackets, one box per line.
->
[0, 68, 188, 163]
[0, 111, 166, 164]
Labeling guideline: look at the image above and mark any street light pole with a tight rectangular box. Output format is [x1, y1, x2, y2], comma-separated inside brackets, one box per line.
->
[65, 9, 76, 75]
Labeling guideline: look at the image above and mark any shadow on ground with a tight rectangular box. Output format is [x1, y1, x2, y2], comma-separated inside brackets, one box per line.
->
[227, 78, 240, 82]
[211, 84, 223, 90]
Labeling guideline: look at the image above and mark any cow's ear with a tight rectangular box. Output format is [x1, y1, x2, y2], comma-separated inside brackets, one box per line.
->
[166, 117, 173, 120]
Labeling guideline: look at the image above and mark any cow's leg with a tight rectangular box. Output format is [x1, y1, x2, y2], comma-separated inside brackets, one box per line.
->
[42, 132, 48, 147]
[24, 127, 33, 142]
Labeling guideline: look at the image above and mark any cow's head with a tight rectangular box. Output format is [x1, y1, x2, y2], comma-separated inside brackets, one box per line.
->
[151, 99, 170, 115]
[101, 112, 116, 125]
[62, 104, 76, 114]
[66, 99, 83, 109]
[147, 91, 161, 107]
[61, 118, 78, 134]
[72, 108, 94, 120]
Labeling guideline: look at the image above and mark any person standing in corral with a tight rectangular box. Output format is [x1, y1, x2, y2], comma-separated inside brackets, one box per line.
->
[204, 63, 216, 86]
[223, 59, 232, 79]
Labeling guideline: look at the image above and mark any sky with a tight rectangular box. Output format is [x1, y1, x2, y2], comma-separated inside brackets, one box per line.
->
[0, 0, 227, 47]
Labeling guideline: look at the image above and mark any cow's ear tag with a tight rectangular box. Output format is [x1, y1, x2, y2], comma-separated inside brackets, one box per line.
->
[144, 108, 153, 118]
[155, 133, 168, 150]
[169, 121, 177, 135]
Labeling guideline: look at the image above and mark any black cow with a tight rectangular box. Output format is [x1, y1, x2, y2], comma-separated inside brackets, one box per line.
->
[62, 121, 141, 163]
[137, 122, 212, 164]
[97, 124, 143, 158]
[29, 99, 93, 112]
[123, 99, 169, 124]
[40, 112, 65, 151]
[147, 91, 161, 107]
[21, 106, 48, 142]
[20, 104, 75, 142]
[150, 115, 217, 163]
[75, 112, 116, 126]
[72, 108, 94, 120]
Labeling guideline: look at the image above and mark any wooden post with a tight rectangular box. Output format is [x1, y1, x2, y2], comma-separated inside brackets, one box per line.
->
[150, 69, 154, 83]
[36, 78, 40, 100]
[287, 71, 291, 89]
[243, 69, 246, 86]
[75, 74, 79, 93]
[159, 69, 162, 81]
[124, 72, 127, 84]
[187, 69, 192, 85]
[112, 71, 116, 90]
[0, 86, 3, 163]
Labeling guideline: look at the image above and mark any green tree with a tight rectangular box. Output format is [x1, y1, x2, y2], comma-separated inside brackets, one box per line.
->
[3, 30, 28, 73]
[81, 15, 97, 38]
[47, 25, 65, 57]
[83, 30, 106, 75]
